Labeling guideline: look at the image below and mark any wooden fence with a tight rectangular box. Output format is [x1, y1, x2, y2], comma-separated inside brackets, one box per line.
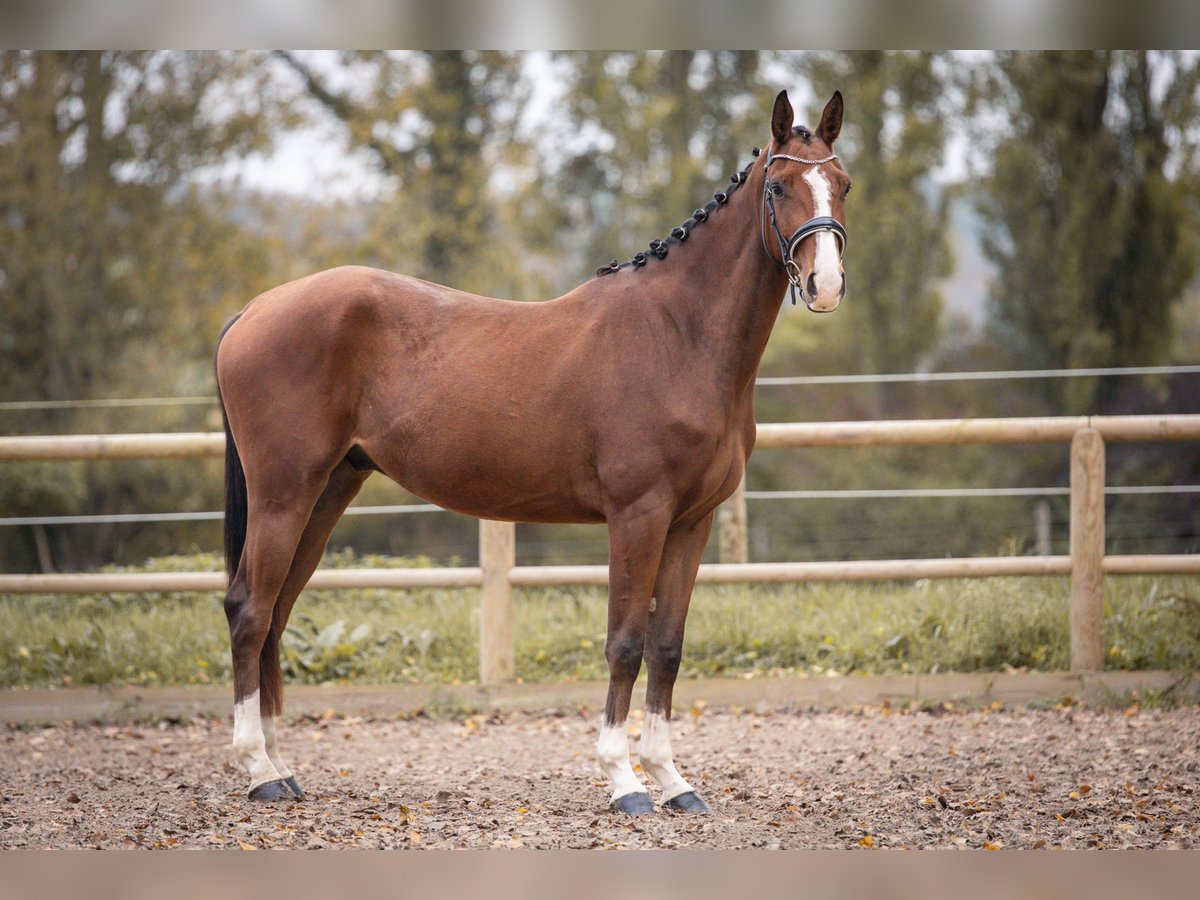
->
[2, 414, 1199, 682]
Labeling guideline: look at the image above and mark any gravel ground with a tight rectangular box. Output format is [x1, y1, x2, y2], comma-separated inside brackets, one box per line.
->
[1, 704, 1197, 849]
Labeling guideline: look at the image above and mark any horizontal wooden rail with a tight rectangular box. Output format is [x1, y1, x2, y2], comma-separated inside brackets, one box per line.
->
[755, 414, 1200, 448]
[0, 432, 224, 461]
[3, 414, 1199, 462]
[0, 567, 484, 594]
[3, 554, 1198, 596]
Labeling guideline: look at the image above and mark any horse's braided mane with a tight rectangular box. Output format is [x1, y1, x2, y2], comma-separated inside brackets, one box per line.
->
[596, 120, 819, 278]
[595, 150, 759, 278]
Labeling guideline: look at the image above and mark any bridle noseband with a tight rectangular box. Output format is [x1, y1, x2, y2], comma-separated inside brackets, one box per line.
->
[760, 149, 848, 306]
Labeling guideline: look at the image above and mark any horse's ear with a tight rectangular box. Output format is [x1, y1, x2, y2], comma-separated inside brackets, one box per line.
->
[818, 90, 843, 147]
[771, 90, 794, 147]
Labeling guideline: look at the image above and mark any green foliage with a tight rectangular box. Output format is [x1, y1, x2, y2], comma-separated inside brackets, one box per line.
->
[681, 579, 1068, 676]
[2, 554, 1197, 688]
[539, 51, 765, 291]
[973, 51, 1200, 412]
[777, 51, 954, 416]
[282, 614, 409, 681]
[1103, 583, 1200, 671]
[0, 52, 281, 410]
[0, 51, 284, 570]
[275, 51, 539, 301]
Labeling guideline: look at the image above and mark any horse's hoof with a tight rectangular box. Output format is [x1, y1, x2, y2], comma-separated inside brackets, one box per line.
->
[611, 791, 655, 816]
[248, 779, 292, 802]
[664, 791, 710, 814]
[283, 775, 306, 800]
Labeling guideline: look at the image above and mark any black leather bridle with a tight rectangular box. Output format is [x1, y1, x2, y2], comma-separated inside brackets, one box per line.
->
[760, 149, 848, 306]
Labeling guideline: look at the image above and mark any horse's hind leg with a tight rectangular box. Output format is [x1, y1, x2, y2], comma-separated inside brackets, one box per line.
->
[597, 499, 672, 816]
[641, 512, 713, 814]
[225, 469, 330, 801]
[257, 460, 369, 799]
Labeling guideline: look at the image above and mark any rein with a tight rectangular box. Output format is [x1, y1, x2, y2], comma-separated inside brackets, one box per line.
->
[760, 149, 848, 306]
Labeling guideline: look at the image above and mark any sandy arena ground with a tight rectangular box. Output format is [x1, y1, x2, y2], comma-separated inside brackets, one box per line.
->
[1, 703, 1197, 849]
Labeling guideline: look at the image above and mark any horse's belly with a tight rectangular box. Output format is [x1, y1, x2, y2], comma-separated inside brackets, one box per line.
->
[362, 435, 605, 525]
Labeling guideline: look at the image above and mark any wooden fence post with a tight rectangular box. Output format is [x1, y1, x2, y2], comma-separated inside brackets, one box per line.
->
[479, 519, 515, 683]
[1034, 499, 1052, 556]
[718, 475, 748, 564]
[1069, 428, 1105, 671]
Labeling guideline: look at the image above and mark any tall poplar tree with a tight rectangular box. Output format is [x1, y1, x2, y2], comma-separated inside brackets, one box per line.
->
[277, 51, 531, 298]
[793, 51, 954, 416]
[976, 51, 1199, 411]
[537, 51, 764, 290]
[0, 51, 282, 569]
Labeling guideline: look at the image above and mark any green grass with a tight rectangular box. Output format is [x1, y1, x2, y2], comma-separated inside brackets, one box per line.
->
[2, 553, 1198, 688]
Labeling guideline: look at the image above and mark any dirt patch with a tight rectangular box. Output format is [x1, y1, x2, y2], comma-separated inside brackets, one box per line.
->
[1, 705, 1197, 849]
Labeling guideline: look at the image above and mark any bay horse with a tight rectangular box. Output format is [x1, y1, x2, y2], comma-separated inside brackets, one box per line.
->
[215, 89, 849, 815]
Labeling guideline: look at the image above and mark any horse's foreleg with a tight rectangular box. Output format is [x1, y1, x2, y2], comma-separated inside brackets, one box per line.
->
[598, 501, 672, 816]
[257, 461, 369, 800]
[641, 512, 713, 814]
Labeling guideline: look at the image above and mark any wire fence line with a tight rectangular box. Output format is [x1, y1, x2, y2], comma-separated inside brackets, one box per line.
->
[3, 365, 1199, 411]
[756, 364, 1200, 386]
[0, 397, 218, 411]
[0, 504, 442, 527]
[4, 487, 1198, 528]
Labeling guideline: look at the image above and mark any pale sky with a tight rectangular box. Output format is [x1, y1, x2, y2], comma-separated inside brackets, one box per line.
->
[212, 51, 976, 202]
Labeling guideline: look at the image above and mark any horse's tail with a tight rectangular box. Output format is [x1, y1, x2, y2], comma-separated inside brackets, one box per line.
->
[216, 316, 247, 585]
[222, 403, 248, 584]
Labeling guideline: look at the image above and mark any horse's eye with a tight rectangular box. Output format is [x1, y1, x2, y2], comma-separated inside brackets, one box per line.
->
[770, 183, 783, 197]
[844, 184, 852, 198]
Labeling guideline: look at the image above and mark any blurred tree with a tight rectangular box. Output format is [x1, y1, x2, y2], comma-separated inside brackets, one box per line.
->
[533, 51, 764, 291]
[772, 51, 953, 418]
[0, 51, 284, 569]
[275, 51, 538, 299]
[974, 51, 1199, 412]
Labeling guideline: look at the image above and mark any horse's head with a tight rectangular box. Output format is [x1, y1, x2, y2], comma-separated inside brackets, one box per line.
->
[761, 90, 849, 313]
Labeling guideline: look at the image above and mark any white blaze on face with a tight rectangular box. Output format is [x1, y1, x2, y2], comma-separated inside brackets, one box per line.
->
[639, 712, 694, 803]
[232, 689, 283, 790]
[596, 718, 646, 802]
[801, 166, 843, 310]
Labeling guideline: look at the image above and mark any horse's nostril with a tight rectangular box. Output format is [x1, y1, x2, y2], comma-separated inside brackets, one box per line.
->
[806, 273, 818, 297]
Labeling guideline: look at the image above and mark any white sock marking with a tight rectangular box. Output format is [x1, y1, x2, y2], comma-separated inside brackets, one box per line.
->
[802, 167, 843, 309]
[232, 689, 282, 791]
[639, 712, 695, 803]
[596, 718, 646, 802]
[262, 715, 294, 781]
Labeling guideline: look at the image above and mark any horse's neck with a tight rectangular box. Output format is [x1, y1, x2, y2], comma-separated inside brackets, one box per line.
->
[654, 174, 788, 397]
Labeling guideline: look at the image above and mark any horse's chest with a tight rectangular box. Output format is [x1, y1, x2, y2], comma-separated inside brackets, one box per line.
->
[664, 408, 750, 496]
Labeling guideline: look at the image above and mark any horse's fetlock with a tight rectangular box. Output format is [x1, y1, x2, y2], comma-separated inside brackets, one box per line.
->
[596, 739, 621, 768]
[232, 722, 265, 760]
[596, 721, 631, 768]
[639, 743, 670, 769]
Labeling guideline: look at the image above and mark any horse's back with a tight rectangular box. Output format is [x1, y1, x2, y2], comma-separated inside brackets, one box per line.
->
[219, 265, 543, 382]
[216, 265, 611, 520]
